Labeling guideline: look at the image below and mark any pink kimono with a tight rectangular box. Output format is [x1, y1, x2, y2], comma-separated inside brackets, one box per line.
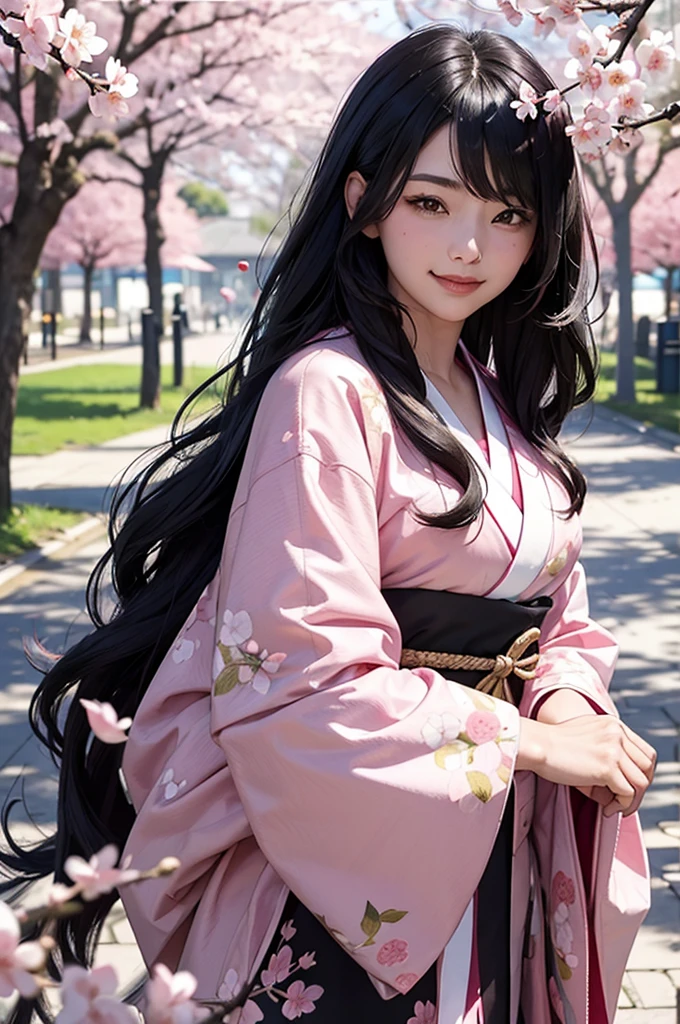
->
[120, 330, 650, 1023]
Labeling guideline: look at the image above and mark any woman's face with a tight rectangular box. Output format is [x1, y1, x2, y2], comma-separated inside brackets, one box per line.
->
[348, 124, 537, 338]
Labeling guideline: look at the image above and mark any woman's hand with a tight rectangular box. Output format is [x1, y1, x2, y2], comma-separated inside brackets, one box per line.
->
[517, 714, 656, 817]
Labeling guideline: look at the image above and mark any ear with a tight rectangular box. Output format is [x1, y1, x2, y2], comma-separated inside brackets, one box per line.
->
[344, 171, 380, 239]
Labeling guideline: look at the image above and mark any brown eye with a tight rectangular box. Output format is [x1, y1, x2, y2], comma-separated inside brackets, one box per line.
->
[494, 208, 531, 226]
[405, 196, 447, 215]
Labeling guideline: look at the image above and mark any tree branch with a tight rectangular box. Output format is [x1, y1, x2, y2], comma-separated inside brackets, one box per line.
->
[12, 47, 27, 146]
[615, 100, 680, 132]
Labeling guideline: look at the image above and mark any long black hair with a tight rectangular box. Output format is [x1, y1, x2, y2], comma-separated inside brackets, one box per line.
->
[2, 20, 599, 1012]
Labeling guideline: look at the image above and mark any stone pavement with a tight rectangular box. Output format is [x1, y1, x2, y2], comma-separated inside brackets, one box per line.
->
[0, 397, 679, 1021]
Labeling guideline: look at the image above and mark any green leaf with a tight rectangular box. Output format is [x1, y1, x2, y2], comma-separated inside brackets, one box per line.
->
[360, 901, 381, 939]
[217, 642, 234, 665]
[379, 909, 408, 924]
[213, 664, 240, 695]
[557, 956, 572, 981]
[497, 764, 511, 785]
[466, 770, 492, 803]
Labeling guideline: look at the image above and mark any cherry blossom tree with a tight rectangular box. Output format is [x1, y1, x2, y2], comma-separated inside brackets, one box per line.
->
[591, 150, 680, 318]
[0, 1, 384, 515]
[41, 168, 200, 343]
[102, 4, 381, 407]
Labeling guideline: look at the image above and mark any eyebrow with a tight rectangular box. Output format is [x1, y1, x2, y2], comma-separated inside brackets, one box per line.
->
[407, 173, 463, 190]
[406, 173, 529, 210]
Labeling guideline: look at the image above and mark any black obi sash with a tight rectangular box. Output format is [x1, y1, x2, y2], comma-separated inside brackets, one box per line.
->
[382, 588, 553, 1024]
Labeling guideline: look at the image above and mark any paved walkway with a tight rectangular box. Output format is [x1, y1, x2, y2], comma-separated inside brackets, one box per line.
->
[0, 396, 679, 1020]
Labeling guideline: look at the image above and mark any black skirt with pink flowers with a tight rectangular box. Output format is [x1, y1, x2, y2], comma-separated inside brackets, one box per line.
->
[230, 589, 550, 1024]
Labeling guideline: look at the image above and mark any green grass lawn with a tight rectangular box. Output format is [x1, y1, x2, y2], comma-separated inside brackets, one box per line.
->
[0, 504, 86, 559]
[595, 351, 680, 435]
[14, 364, 222, 456]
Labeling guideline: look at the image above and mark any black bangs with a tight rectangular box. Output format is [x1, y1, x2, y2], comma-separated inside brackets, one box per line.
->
[447, 87, 539, 212]
[444, 77, 574, 217]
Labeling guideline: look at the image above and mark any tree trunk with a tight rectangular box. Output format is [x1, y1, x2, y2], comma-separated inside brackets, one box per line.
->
[612, 205, 636, 403]
[0, 247, 30, 518]
[80, 261, 94, 344]
[140, 160, 167, 409]
[0, 136, 88, 518]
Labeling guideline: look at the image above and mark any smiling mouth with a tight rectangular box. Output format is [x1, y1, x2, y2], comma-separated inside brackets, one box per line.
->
[431, 272, 484, 284]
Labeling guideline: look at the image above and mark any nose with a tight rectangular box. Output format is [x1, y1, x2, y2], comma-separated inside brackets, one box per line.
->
[446, 214, 482, 265]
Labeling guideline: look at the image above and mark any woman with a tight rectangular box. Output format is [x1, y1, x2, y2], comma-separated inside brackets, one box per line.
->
[4, 23, 654, 1024]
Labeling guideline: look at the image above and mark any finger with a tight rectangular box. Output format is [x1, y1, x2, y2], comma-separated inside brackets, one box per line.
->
[620, 722, 657, 769]
[622, 736, 655, 785]
[587, 785, 616, 807]
[604, 766, 635, 807]
[603, 796, 625, 817]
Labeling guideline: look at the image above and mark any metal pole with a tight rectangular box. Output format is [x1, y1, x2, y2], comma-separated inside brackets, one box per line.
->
[172, 313, 183, 388]
[50, 312, 57, 361]
[100, 306, 105, 349]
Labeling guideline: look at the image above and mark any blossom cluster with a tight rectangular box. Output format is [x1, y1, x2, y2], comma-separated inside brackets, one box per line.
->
[498, 0, 677, 160]
[0, 0, 138, 119]
[0, 850, 210, 1024]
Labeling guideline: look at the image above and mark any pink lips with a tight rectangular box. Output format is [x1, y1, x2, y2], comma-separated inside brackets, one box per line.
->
[431, 272, 484, 295]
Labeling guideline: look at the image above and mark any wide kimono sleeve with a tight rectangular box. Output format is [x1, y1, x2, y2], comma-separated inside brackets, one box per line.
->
[519, 557, 619, 721]
[209, 351, 520, 993]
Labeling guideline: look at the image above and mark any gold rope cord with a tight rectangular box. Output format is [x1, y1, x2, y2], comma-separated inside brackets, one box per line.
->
[400, 626, 542, 704]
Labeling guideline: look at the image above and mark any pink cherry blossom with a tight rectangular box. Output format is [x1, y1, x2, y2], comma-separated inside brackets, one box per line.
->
[6, 0, 62, 71]
[64, 844, 139, 900]
[172, 638, 195, 664]
[57, 964, 138, 1024]
[376, 938, 409, 967]
[260, 945, 293, 987]
[80, 699, 132, 744]
[565, 113, 609, 158]
[566, 62, 603, 98]
[106, 57, 139, 97]
[58, 7, 106, 67]
[552, 902, 574, 954]
[47, 882, 80, 905]
[0, 900, 45, 998]
[88, 58, 139, 121]
[230, 1003, 264, 1024]
[471, 740, 502, 775]
[395, 973, 419, 993]
[408, 1000, 437, 1024]
[598, 60, 638, 101]
[609, 127, 644, 154]
[250, 650, 286, 695]
[421, 711, 462, 750]
[567, 27, 598, 66]
[280, 920, 296, 941]
[636, 31, 676, 78]
[145, 963, 207, 1024]
[510, 80, 539, 121]
[220, 609, 253, 647]
[497, 0, 523, 27]
[217, 968, 239, 1002]
[465, 710, 501, 745]
[551, 871, 576, 907]
[543, 89, 562, 113]
[281, 980, 324, 1020]
[298, 952, 316, 970]
[608, 80, 653, 122]
[544, 0, 581, 36]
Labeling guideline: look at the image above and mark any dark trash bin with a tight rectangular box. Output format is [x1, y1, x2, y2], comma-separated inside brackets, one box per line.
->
[656, 318, 680, 394]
